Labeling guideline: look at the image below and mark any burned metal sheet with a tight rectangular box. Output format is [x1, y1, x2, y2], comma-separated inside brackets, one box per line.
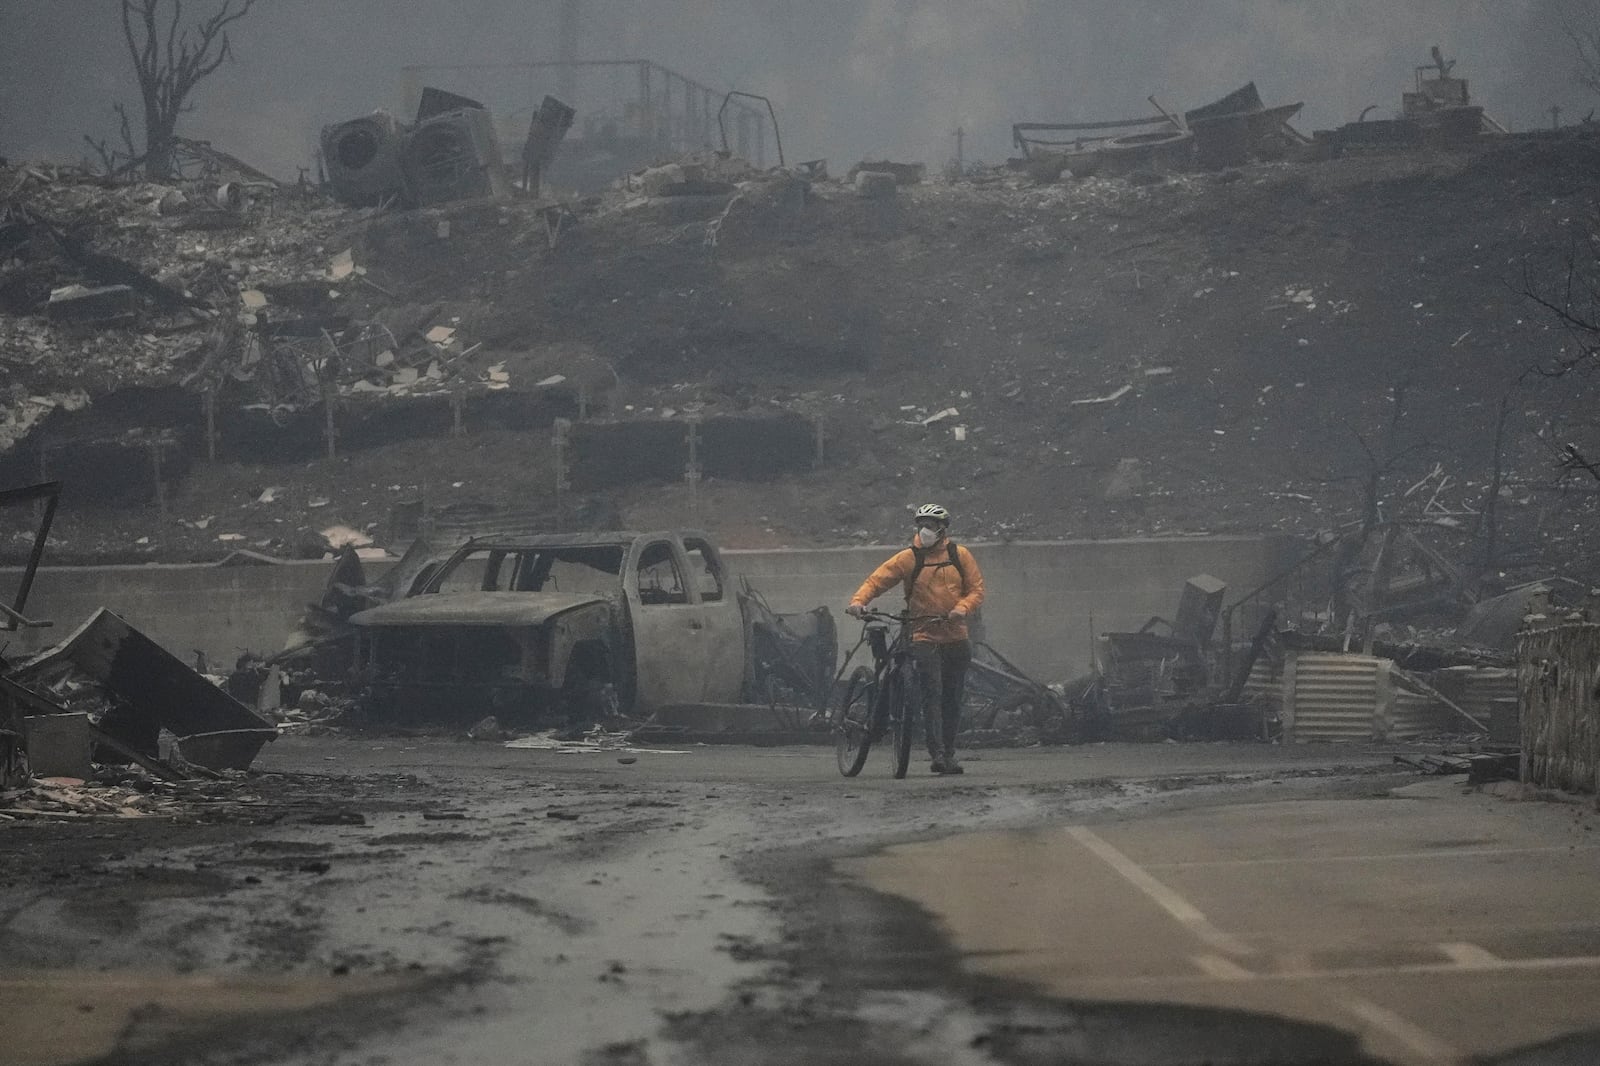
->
[523, 95, 576, 191]
[16, 608, 275, 764]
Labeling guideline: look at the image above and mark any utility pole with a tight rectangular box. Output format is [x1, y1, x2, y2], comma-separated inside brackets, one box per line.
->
[953, 125, 965, 172]
[558, 0, 580, 105]
[1551, 104, 1563, 130]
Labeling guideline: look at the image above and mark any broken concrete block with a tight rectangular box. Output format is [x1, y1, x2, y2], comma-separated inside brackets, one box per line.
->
[854, 171, 898, 199]
[46, 284, 137, 325]
[328, 249, 355, 281]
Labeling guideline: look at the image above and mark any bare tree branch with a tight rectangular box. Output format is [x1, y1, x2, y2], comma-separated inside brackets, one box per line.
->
[111, 0, 256, 180]
[1561, 443, 1600, 483]
[1519, 230, 1600, 378]
[1565, 2, 1600, 97]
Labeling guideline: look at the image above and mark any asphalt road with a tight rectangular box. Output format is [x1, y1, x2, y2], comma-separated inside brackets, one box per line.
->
[4, 736, 1598, 1066]
[849, 780, 1600, 1065]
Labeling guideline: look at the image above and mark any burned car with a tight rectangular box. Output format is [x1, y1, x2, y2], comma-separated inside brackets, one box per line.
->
[350, 530, 750, 724]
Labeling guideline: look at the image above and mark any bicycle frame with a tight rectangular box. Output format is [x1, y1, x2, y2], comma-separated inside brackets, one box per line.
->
[831, 610, 946, 778]
[856, 610, 941, 728]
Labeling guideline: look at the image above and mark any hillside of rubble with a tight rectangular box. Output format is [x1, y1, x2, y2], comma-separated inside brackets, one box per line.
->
[3, 136, 1600, 582]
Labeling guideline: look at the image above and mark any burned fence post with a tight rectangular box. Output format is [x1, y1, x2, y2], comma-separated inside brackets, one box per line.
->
[204, 389, 219, 462]
[149, 437, 168, 544]
[37, 442, 49, 519]
[685, 414, 703, 518]
[322, 381, 339, 461]
[553, 417, 572, 532]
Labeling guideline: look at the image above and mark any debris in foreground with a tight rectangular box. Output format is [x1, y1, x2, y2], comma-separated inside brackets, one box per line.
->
[13, 608, 277, 773]
[1393, 749, 1519, 785]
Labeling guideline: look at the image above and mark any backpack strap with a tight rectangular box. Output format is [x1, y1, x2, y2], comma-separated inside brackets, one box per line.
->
[903, 541, 966, 600]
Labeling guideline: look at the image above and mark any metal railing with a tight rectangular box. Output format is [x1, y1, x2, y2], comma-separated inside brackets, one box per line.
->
[399, 59, 770, 165]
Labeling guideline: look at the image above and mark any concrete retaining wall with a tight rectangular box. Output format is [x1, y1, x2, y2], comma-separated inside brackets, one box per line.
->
[730, 536, 1293, 679]
[0, 560, 339, 666]
[1, 535, 1293, 680]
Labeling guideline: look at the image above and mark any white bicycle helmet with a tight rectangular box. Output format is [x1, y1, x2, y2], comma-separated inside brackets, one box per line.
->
[914, 503, 950, 526]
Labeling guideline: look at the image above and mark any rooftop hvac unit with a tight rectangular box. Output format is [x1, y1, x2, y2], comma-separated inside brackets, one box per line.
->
[402, 107, 511, 206]
[321, 111, 409, 207]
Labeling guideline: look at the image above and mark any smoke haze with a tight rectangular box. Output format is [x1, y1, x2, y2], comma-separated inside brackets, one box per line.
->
[0, 1, 1587, 178]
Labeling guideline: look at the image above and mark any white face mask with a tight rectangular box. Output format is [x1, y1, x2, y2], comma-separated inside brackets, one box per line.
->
[915, 526, 943, 548]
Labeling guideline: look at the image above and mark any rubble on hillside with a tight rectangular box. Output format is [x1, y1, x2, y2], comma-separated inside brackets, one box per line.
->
[4, 96, 1600, 575]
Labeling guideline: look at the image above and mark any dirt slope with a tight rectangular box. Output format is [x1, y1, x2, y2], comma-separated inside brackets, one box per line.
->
[3, 137, 1598, 576]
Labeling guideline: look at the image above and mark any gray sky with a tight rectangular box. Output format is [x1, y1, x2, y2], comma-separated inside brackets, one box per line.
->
[0, 1, 1586, 179]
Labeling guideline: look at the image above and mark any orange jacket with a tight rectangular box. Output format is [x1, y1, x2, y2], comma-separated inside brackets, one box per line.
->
[850, 540, 985, 643]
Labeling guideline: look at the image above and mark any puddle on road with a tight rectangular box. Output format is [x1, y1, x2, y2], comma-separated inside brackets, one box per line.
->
[0, 970, 416, 1066]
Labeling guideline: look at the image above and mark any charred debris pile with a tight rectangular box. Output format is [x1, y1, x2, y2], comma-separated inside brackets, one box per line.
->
[2, 52, 1600, 571]
[0, 484, 280, 805]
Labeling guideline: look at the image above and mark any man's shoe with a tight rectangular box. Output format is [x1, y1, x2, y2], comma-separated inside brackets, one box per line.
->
[942, 757, 965, 775]
[929, 755, 949, 774]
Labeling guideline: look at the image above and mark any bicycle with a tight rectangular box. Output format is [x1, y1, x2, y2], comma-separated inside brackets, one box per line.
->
[831, 610, 944, 779]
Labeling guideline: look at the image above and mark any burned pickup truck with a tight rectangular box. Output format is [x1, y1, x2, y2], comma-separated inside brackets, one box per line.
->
[349, 530, 828, 726]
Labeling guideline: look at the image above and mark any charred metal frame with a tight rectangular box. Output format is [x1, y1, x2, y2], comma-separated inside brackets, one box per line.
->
[718, 91, 784, 168]
[0, 481, 60, 631]
[399, 59, 771, 166]
[1012, 114, 1175, 157]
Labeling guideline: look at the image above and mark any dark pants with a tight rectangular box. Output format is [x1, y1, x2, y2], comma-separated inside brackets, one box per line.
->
[910, 640, 972, 759]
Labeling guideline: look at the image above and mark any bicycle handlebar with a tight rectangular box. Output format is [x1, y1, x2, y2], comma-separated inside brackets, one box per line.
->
[857, 609, 948, 624]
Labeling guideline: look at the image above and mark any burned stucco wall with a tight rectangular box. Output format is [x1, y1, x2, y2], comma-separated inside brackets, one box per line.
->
[0, 535, 1292, 679]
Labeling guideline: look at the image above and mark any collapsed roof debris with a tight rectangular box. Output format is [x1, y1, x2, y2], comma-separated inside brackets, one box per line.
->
[1013, 82, 1307, 180]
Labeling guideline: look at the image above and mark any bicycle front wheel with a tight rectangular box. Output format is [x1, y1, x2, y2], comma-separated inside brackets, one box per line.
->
[890, 667, 916, 779]
[834, 666, 876, 777]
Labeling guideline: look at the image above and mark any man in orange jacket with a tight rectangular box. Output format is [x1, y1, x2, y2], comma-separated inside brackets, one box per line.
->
[846, 503, 986, 774]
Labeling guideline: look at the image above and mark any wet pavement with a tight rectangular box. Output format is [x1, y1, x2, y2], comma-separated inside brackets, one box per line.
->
[846, 779, 1600, 1065]
[2, 737, 1597, 1065]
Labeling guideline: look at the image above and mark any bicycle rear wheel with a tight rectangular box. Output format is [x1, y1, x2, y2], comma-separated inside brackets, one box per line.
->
[890, 667, 916, 779]
[834, 666, 876, 777]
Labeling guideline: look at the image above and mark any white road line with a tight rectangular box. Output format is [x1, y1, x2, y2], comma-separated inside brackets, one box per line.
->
[1047, 951, 1600, 989]
[1143, 843, 1600, 869]
[1438, 942, 1500, 968]
[1065, 825, 1255, 957]
[1338, 993, 1462, 1066]
[1191, 954, 1252, 980]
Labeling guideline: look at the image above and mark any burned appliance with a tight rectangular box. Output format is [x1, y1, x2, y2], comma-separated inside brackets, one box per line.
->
[402, 105, 512, 206]
[321, 111, 410, 207]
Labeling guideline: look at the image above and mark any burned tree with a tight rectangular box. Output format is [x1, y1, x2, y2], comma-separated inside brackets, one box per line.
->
[1516, 213, 1600, 556]
[1566, 1, 1600, 97]
[110, 0, 256, 180]
[1522, 222, 1600, 377]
